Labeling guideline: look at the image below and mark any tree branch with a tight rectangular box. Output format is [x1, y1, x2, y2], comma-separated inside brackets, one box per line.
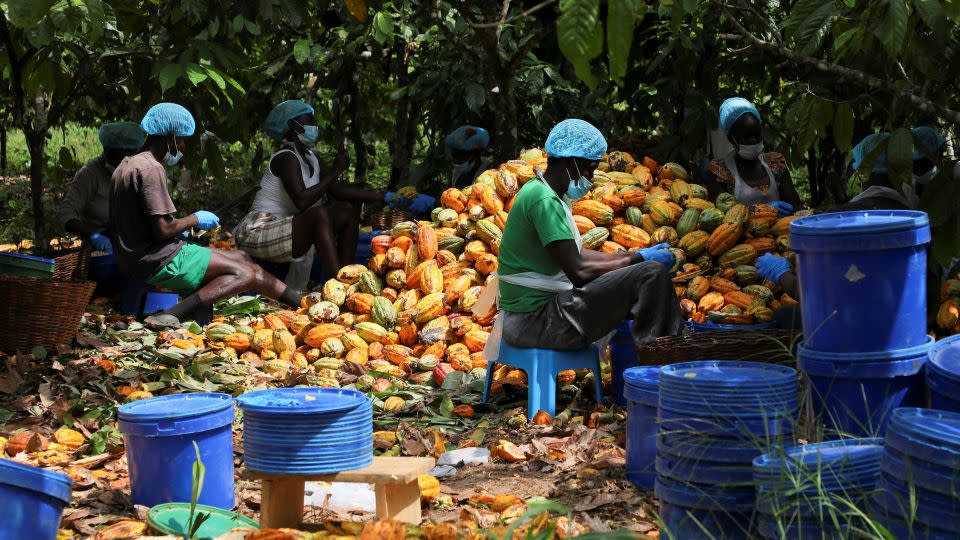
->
[468, 0, 556, 29]
[718, 9, 960, 126]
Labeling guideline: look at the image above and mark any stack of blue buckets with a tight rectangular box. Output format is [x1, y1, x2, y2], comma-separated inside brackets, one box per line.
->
[872, 408, 960, 539]
[791, 211, 932, 436]
[655, 361, 798, 539]
[236, 388, 373, 474]
[623, 366, 661, 489]
[752, 438, 884, 538]
[926, 335, 960, 412]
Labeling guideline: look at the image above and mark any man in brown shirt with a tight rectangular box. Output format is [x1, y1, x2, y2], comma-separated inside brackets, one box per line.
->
[112, 103, 303, 327]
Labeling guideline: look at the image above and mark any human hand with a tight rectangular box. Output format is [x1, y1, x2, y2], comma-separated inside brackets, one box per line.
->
[756, 253, 791, 283]
[90, 232, 112, 254]
[769, 200, 794, 218]
[407, 194, 436, 215]
[637, 243, 675, 267]
[193, 210, 220, 231]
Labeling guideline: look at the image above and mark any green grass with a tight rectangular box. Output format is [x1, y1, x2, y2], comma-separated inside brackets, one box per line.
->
[2, 123, 101, 176]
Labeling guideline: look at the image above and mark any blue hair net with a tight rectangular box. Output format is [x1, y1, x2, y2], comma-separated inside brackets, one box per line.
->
[719, 97, 761, 135]
[544, 119, 607, 160]
[912, 126, 945, 160]
[445, 126, 490, 151]
[852, 133, 890, 173]
[98, 122, 146, 150]
[140, 103, 196, 137]
[265, 100, 315, 141]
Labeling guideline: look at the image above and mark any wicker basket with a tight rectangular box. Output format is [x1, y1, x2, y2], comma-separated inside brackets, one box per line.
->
[368, 210, 412, 230]
[0, 276, 96, 352]
[52, 248, 91, 280]
[635, 329, 800, 367]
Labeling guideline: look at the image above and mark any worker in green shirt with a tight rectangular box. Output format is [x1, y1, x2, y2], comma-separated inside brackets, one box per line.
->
[483, 119, 684, 355]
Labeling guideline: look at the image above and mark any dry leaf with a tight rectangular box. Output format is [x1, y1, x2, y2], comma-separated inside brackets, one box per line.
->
[92, 520, 147, 540]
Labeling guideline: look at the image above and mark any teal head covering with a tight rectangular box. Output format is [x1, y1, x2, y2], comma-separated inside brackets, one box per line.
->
[265, 100, 315, 141]
[99, 122, 146, 150]
[140, 103, 196, 137]
[852, 133, 890, 174]
[719, 97, 761, 135]
[912, 126, 945, 160]
[544, 119, 607, 160]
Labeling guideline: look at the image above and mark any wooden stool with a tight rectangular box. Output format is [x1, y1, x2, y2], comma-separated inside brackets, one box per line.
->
[246, 456, 436, 528]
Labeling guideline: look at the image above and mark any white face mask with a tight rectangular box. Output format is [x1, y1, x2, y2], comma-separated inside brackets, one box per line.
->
[163, 137, 183, 166]
[564, 158, 593, 200]
[913, 166, 938, 185]
[736, 142, 764, 160]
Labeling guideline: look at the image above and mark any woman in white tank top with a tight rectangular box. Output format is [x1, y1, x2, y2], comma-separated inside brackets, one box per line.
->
[234, 100, 385, 280]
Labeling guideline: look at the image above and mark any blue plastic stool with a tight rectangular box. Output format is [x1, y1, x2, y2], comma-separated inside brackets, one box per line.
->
[482, 341, 603, 419]
[143, 290, 180, 315]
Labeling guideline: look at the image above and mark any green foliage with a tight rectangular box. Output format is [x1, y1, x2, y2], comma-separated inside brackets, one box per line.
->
[186, 441, 211, 539]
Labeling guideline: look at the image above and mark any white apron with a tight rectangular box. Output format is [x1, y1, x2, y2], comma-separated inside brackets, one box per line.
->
[725, 151, 779, 205]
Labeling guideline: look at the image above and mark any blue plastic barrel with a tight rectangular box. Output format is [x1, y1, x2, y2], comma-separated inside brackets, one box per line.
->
[687, 320, 777, 332]
[143, 290, 180, 315]
[623, 366, 658, 489]
[927, 335, 960, 413]
[237, 388, 372, 475]
[118, 393, 236, 509]
[609, 321, 635, 406]
[790, 210, 930, 352]
[0, 459, 72, 540]
[657, 476, 756, 540]
[798, 338, 930, 436]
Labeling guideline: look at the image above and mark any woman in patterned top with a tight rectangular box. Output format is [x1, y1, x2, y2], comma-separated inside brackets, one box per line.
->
[706, 97, 802, 217]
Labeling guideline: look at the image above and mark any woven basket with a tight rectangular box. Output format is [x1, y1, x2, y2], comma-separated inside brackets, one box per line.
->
[368, 210, 412, 230]
[635, 329, 799, 367]
[52, 248, 91, 280]
[0, 277, 96, 352]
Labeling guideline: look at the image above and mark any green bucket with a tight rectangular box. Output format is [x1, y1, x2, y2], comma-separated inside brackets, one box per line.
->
[147, 503, 259, 539]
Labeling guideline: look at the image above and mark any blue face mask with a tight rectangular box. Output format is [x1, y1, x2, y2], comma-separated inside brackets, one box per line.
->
[565, 159, 593, 200]
[295, 122, 320, 147]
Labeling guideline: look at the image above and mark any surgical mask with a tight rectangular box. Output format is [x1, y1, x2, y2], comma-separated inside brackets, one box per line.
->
[453, 160, 475, 177]
[565, 160, 593, 200]
[913, 166, 938, 185]
[736, 142, 764, 160]
[163, 137, 183, 166]
[295, 122, 320, 147]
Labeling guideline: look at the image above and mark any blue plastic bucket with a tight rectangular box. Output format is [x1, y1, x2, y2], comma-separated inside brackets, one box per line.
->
[876, 472, 960, 532]
[756, 514, 849, 540]
[237, 388, 373, 475]
[89, 253, 125, 297]
[657, 477, 756, 540]
[624, 366, 658, 489]
[658, 432, 795, 465]
[927, 335, 960, 413]
[118, 393, 236, 509]
[143, 290, 180, 315]
[790, 210, 930, 352]
[869, 510, 955, 540]
[609, 321, 635, 406]
[881, 443, 960, 499]
[0, 459, 72, 540]
[798, 338, 930, 436]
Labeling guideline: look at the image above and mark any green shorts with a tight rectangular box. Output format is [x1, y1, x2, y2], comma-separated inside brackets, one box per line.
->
[145, 243, 211, 294]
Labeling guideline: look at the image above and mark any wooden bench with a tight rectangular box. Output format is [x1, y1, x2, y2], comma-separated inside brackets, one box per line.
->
[246, 456, 436, 528]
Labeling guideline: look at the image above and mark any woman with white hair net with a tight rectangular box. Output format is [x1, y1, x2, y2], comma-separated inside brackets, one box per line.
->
[476, 119, 684, 362]
[57, 121, 146, 253]
[707, 97, 802, 217]
[111, 103, 303, 328]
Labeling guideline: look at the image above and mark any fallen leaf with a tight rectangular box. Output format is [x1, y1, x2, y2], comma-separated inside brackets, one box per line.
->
[92, 520, 147, 540]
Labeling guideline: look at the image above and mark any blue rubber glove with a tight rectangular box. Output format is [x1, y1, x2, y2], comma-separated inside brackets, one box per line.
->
[193, 210, 220, 231]
[756, 253, 791, 283]
[90, 232, 112, 254]
[384, 192, 411, 210]
[637, 243, 675, 268]
[769, 200, 794, 218]
[407, 194, 437, 215]
[179, 229, 190, 240]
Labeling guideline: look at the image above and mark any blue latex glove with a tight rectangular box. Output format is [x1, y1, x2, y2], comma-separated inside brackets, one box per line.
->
[193, 210, 220, 231]
[384, 192, 411, 210]
[179, 229, 190, 240]
[769, 200, 794, 218]
[637, 243, 675, 267]
[90, 232, 112, 254]
[407, 194, 437, 215]
[756, 253, 791, 283]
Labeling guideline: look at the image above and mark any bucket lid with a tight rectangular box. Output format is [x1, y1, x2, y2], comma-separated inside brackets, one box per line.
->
[623, 366, 659, 390]
[0, 458, 72, 504]
[790, 210, 929, 237]
[930, 335, 960, 382]
[0, 252, 55, 265]
[660, 361, 796, 388]
[889, 408, 960, 449]
[147, 503, 259, 536]
[118, 393, 233, 422]
[798, 336, 933, 364]
[753, 438, 882, 475]
[236, 388, 369, 415]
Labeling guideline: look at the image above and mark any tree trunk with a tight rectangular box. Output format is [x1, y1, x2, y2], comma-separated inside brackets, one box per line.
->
[0, 119, 7, 175]
[806, 144, 820, 207]
[347, 83, 367, 183]
[26, 130, 47, 256]
[389, 46, 412, 191]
